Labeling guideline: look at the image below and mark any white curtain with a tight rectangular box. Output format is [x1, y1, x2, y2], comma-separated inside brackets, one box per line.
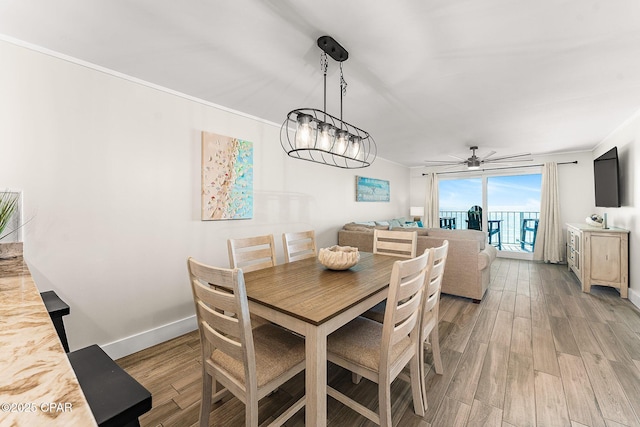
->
[423, 172, 439, 228]
[534, 162, 563, 262]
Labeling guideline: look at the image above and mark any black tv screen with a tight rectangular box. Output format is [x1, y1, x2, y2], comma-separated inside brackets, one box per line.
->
[594, 147, 620, 207]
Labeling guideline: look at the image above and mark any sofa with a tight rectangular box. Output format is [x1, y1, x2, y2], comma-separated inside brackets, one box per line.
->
[338, 222, 497, 301]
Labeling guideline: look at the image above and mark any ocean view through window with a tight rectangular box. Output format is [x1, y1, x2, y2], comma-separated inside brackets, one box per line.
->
[439, 173, 542, 252]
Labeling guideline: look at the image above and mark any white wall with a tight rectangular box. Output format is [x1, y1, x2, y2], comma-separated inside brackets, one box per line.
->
[593, 110, 639, 304]
[0, 39, 410, 358]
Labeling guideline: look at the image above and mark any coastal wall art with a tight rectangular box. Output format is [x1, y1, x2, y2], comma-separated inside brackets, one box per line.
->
[201, 131, 253, 220]
[356, 176, 390, 202]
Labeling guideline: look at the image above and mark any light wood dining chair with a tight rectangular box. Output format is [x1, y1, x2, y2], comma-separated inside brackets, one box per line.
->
[227, 234, 277, 273]
[187, 257, 306, 427]
[282, 230, 317, 263]
[373, 229, 418, 258]
[419, 240, 448, 411]
[326, 249, 431, 427]
[363, 229, 419, 323]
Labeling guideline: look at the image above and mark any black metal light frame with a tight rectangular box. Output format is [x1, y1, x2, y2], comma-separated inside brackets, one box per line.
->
[280, 36, 376, 169]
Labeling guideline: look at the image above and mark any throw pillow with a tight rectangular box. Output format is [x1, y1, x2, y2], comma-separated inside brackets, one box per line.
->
[389, 218, 403, 229]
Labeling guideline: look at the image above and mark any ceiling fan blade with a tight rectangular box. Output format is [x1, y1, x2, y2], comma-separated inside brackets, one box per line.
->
[423, 159, 464, 165]
[480, 151, 497, 161]
[448, 155, 466, 161]
[484, 158, 534, 164]
[442, 163, 467, 171]
[483, 153, 531, 162]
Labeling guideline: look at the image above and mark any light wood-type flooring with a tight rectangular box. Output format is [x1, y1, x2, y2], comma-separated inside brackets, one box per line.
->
[117, 258, 640, 426]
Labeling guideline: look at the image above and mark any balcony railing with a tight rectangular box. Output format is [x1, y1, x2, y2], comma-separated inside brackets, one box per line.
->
[439, 210, 540, 248]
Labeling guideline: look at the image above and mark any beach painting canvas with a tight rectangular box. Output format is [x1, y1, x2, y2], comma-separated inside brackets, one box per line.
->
[201, 131, 253, 220]
[356, 176, 390, 202]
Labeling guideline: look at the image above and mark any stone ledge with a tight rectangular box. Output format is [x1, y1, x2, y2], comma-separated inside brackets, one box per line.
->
[0, 242, 23, 259]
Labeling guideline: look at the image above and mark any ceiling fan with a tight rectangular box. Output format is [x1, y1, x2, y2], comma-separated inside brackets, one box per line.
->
[424, 146, 532, 170]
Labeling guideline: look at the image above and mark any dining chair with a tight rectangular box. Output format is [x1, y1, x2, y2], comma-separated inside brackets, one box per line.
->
[418, 240, 449, 411]
[187, 257, 306, 427]
[326, 249, 431, 426]
[363, 229, 418, 323]
[227, 234, 277, 273]
[282, 230, 317, 263]
[373, 229, 418, 258]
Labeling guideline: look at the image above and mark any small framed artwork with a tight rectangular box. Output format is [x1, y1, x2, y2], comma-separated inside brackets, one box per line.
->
[356, 176, 390, 202]
[201, 131, 253, 220]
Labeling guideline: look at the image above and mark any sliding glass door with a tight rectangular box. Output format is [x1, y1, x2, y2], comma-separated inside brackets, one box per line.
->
[439, 172, 541, 254]
[438, 178, 481, 230]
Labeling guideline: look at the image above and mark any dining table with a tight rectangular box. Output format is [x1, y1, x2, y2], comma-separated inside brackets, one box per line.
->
[242, 251, 398, 427]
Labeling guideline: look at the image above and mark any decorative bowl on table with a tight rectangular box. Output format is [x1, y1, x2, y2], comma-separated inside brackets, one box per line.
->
[585, 214, 603, 227]
[318, 245, 360, 270]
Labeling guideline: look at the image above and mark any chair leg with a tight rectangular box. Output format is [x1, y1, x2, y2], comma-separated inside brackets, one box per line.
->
[352, 372, 362, 384]
[200, 371, 212, 427]
[378, 378, 392, 427]
[419, 331, 427, 412]
[431, 328, 443, 375]
[410, 354, 425, 417]
[246, 396, 259, 427]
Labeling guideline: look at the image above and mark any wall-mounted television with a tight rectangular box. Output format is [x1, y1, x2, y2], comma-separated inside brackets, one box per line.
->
[594, 146, 620, 207]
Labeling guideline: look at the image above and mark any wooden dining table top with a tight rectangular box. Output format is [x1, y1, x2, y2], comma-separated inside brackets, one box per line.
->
[242, 252, 398, 326]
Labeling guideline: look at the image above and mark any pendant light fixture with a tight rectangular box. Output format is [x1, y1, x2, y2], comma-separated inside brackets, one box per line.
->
[281, 36, 376, 169]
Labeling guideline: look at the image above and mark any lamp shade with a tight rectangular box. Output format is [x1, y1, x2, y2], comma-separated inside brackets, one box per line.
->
[410, 206, 424, 217]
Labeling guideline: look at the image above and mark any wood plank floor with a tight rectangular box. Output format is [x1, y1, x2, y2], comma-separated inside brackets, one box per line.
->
[117, 258, 640, 426]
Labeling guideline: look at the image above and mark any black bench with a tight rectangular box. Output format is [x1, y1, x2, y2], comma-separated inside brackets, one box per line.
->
[40, 290, 70, 352]
[68, 344, 152, 427]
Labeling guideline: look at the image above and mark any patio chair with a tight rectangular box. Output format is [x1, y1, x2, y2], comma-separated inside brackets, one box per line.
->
[520, 218, 539, 251]
[466, 205, 482, 230]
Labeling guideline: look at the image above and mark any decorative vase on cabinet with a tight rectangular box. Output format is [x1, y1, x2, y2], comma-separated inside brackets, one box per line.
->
[566, 223, 629, 298]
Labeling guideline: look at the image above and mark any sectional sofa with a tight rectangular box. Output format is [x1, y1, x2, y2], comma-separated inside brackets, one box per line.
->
[338, 222, 497, 301]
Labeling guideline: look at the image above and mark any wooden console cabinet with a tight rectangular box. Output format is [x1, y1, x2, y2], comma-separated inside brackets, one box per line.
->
[566, 223, 629, 298]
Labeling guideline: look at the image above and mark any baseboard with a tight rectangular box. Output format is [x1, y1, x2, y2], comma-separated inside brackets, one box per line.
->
[101, 315, 197, 360]
[97, 286, 640, 360]
[628, 287, 640, 310]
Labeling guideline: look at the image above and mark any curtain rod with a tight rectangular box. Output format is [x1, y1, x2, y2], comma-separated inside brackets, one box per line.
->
[422, 160, 578, 176]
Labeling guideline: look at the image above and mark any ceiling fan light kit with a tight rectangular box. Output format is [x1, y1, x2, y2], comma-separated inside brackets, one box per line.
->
[280, 36, 376, 169]
[425, 146, 532, 170]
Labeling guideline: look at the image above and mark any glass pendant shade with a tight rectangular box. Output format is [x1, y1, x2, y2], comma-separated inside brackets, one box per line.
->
[295, 113, 314, 149]
[318, 122, 335, 151]
[333, 130, 348, 155]
[349, 135, 362, 159]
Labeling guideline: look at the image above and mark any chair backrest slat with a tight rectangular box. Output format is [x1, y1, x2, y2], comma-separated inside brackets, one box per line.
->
[201, 318, 244, 360]
[381, 250, 430, 360]
[196, 299, 240, 338]
[283, 230, 317, 263]
[373, 229, 418, 258]
[192, 280, 238, 313]
[228, 235, 277, 273]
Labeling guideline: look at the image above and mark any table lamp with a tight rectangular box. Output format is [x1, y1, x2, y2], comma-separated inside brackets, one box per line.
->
[410, 206, 424, 222]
